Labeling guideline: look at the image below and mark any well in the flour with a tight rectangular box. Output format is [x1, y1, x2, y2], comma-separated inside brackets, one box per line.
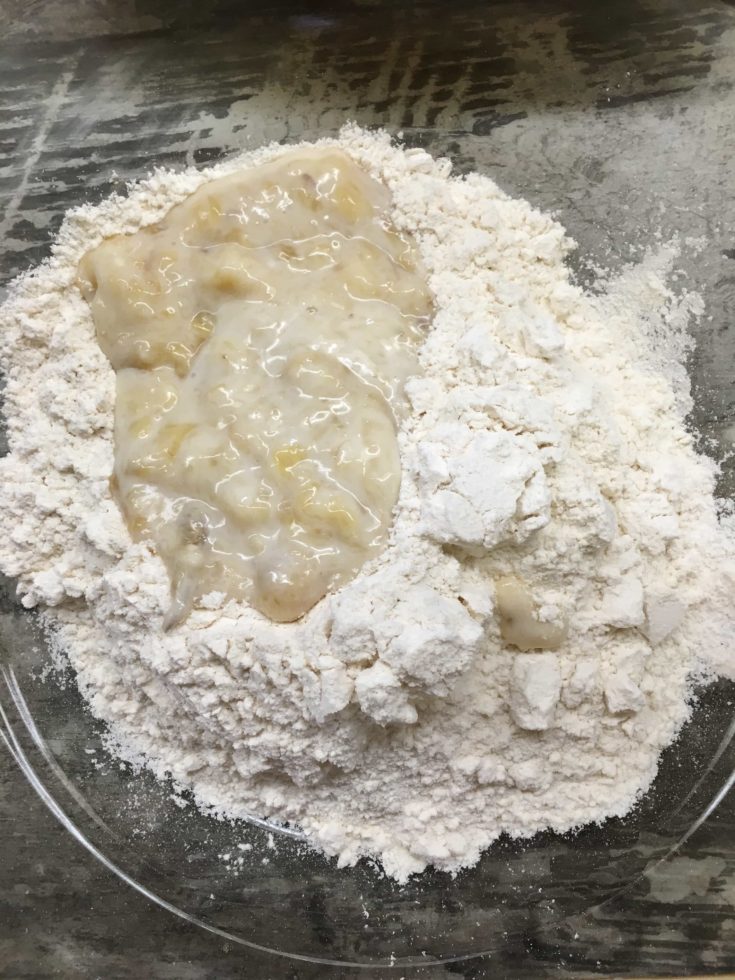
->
[0, 125, 733, 884]
[77, 148, 432, 627]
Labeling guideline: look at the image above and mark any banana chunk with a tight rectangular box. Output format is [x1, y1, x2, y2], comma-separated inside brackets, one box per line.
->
[495, 575, 566, 652]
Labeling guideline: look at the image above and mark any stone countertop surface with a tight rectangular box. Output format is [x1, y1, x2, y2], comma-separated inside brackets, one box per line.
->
[1, 0, 735, 976]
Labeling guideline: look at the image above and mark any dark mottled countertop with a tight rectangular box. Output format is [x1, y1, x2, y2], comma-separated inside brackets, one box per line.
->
[2, 1, 735, 976]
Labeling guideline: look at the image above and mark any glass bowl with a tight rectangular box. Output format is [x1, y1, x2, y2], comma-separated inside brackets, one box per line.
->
[1, 592, 734, 967]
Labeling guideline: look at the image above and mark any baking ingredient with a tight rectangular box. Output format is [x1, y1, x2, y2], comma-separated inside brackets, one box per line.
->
[1, 125, 734, 882]
[77, 148, 432, 626]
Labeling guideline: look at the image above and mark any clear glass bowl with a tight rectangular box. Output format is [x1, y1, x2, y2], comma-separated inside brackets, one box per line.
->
[1, 594, 734, 967]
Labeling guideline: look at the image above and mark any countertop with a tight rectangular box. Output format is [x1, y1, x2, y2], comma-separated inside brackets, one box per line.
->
[2, 0, 735, 976]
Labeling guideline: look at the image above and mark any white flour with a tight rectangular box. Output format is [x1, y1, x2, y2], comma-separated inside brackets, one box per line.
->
[1, 125, 734, 882]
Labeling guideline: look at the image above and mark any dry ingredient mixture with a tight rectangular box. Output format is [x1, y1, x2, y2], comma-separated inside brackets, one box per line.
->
[1, 125, 734, 882]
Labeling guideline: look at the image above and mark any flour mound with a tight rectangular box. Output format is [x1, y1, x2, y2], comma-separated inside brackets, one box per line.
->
[2, 126, 734, 882]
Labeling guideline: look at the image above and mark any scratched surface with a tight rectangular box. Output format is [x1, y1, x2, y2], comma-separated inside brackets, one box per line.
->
[1, 0, 735, 977]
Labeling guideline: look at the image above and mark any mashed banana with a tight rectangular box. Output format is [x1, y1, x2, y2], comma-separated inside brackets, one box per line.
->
[78, 149, 432, 625]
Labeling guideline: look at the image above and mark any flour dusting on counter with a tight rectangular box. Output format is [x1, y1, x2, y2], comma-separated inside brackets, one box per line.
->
[1, 126, 733, 882]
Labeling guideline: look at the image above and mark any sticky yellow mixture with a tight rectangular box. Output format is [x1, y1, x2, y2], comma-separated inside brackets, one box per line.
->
[78, 149, 432, 625]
